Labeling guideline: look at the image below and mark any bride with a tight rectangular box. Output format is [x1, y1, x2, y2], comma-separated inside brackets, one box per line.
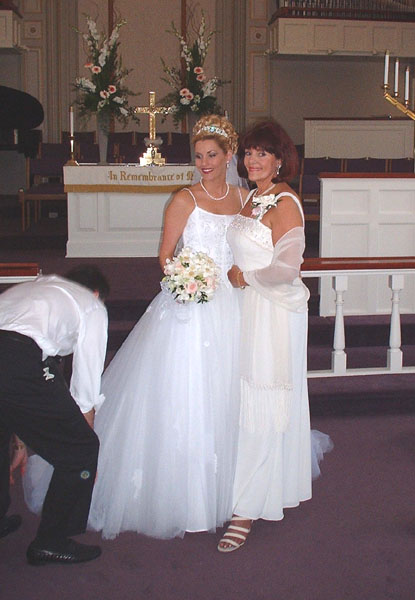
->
[89, 115, 249, 539]
[23, 114, 248, 540]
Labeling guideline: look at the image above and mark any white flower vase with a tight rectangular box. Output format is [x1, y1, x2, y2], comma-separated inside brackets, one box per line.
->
[96, 112, 110, 165]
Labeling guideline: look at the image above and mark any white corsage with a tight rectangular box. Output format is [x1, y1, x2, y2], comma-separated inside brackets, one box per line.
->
[161, 246, 221, 304]
[251, 194, 280, 220]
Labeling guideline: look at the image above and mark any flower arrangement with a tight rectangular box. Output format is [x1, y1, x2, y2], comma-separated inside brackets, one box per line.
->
[160, 12, 227, 126]
[73, 15, 139, 129]
[251, 195, 281, 220]
[161, 247, 221, 304]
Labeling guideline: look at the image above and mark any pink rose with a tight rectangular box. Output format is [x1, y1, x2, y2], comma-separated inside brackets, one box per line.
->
[179, 88, 190, 96]
[186, 92, 194, 100]
[186, 281, 198, 294]
[108, 85, 116, 94]
[252, 207, 261, 217]
[196, 74, 206, 82]
[91, 65, 102, 74]
[84, 62, 93, 69]
[100, 90, 110, 99]
[194, 67, 203, 74]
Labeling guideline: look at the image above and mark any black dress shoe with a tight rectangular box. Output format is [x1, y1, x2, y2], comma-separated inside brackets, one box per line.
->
[0, 514, 22, 539]
[26, 538, 102, 566]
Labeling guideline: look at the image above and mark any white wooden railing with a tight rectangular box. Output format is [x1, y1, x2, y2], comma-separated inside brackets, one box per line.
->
[302, 257, 415, 378]
[2, 260, 415, 379]
[0, 263, 40, 284]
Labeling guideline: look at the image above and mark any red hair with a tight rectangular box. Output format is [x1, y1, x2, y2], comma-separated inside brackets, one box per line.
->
[237, 120, 299, 183]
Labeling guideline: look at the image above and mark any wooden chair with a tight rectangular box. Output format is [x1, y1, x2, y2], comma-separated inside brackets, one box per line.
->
[299, 158, 343, 221]
[109, 143, 142, 164]
[61, 131, 96, 144]
[388, 158, 414, 173]
[18, 156, 66, 231]
[344, 157, 388, 173]
[161, 132, 191, 164]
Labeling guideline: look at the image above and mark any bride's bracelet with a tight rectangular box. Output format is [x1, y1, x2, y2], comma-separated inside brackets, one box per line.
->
[237, 270, 246, 289]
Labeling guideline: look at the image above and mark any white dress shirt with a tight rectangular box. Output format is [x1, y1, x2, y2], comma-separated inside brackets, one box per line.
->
[0, 274, 108, 413]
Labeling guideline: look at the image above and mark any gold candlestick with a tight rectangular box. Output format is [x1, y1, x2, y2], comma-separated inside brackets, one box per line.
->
[382, 84, 415, 121]
[65, 106, 79, 165]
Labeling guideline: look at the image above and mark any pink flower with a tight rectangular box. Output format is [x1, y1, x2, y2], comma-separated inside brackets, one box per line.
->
[186, 92, 194, 100]
[91, 65, 102, 74]
[194, 66, 203, 74]
[179, 88, 190, 96]
[100, 90, 110, 99]
[84, 62, 93, 69]
[196, 74, 206, 82]
[108, 85, 116, 94]
[251, 207, 262, 217]
[186, 281, 198, 294]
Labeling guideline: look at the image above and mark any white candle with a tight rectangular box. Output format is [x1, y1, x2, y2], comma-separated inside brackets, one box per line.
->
[69, 105, 74, 137]
[394, 58, 399, 95]
[405, 66, 410, 102]
[384, 51, 389, 86]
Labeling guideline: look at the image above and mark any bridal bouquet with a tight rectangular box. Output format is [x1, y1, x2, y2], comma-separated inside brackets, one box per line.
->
[162, 247, 220, 304]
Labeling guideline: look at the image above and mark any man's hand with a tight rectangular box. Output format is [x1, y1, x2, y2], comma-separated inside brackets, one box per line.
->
[10, 436, 28, 485]
[83, 409, 95, 429]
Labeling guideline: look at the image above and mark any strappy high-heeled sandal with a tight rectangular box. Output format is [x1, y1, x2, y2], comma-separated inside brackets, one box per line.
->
[217, 516, 252, 553]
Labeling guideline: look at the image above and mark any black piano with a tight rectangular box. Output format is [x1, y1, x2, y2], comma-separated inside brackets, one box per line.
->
[0, 85, 44, 158]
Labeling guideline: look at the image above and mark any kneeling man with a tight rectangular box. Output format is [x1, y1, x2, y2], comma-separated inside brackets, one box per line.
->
[0, 265, 109, 565]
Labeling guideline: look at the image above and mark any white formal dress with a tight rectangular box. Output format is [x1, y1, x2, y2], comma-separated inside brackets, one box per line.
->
[227, 191, 332, 521]
[86, 189, 242, 539]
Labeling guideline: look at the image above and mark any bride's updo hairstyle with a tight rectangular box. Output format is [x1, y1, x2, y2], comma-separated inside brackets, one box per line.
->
[192, 114, 238, 155]
[237, 119, 299, 184]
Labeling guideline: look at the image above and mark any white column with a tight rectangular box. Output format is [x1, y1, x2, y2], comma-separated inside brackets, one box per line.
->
[387, 273, 404, 372]
[331, 275, 348, 374]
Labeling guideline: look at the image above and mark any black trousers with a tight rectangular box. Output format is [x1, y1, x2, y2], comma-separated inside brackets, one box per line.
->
[0, 330, 99, 543]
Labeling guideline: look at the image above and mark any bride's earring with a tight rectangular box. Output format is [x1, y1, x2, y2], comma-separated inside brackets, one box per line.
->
[275, 163, 281, 176]
[226, 161, 230, 169]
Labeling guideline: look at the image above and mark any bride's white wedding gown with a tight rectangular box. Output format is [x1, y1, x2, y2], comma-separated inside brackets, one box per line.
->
[23, 191, 242, 540]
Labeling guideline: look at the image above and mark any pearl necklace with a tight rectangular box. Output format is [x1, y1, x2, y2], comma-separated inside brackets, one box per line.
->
[200, 179, 230, 201]
[254, 183, 276, 197]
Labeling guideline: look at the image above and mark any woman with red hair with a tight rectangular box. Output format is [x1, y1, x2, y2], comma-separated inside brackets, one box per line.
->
[218, 120, 332, 552]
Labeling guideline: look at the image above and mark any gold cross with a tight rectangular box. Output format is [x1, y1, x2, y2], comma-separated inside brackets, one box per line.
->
[134, 91, 173, 141]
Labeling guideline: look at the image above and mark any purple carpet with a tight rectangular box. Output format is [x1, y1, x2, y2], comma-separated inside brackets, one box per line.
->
[2, 413, 415, 600]
[1, 216, 415, 598]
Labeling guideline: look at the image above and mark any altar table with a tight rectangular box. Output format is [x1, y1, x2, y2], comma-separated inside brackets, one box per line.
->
[64, 164, 195, 257]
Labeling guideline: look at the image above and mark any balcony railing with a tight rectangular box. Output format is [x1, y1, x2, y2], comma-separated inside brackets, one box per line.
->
[302, 257, 415, 378]
[270, 1, 415, 23]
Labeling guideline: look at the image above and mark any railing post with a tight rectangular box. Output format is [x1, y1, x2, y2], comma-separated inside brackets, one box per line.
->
[331, 274, 348, 375]
[387, 273, 404, 372]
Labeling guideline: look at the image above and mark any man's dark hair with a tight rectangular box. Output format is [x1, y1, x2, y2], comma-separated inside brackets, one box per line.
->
[65, 265, 110, 300]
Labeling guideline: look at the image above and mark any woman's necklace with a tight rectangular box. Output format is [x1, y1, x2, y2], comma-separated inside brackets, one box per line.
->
[200, 179, 230, 201]
[253, 183, 276, 197]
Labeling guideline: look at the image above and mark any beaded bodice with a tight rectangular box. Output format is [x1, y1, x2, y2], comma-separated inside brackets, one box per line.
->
[227, 215, 274, 272]
[180, 207, 236, 281]
[227, 190, 305, 272]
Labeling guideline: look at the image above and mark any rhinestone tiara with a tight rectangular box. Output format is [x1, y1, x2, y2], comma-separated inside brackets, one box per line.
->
[193, 125, 229, 139]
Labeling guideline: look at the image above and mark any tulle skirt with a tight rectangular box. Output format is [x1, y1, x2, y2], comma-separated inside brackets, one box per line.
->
[88, 285, 241, 539]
